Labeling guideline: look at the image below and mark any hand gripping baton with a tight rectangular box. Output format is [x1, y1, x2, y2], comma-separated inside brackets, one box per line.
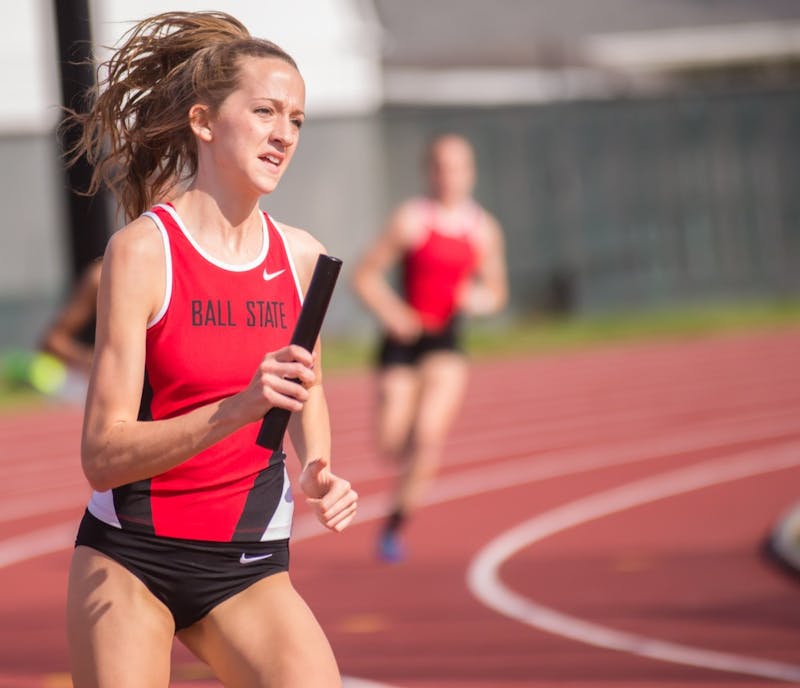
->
[256, 254, 343, 450]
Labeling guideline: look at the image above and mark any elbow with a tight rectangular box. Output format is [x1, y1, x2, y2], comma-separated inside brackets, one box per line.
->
[38, 330, 57, 357]
[471, 285, 508, 317]
[350, 263, 378, 304]
[495, 288, 509, 313]
[80, 443, 116, 493]
[87, 476, 113, 493]
[81, 460, 112, 493]
[81, 416, 134, 491]
[350, 269, 366, 300]
[488, 278, 510, 314]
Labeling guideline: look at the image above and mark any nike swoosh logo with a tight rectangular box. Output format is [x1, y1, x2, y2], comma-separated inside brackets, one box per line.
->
[262, 268, 285, 281]
[239, 552, 274, 565]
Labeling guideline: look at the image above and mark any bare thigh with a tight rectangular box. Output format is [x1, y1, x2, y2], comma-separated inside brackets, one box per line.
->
[377, 364, 420, 458]
[391, 352, 469, 511]
[177, 572, 340, 688]
[67, 546, 175, 688]
[414, 351, 469, 448]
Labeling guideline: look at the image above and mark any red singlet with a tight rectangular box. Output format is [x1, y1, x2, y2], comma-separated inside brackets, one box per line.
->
[87, 204, 303, 542]
[403, 200, 481, 331]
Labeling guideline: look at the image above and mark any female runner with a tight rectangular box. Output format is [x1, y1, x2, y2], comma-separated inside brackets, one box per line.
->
[65, 11, 357, 687]
[352, 133, 507, 561]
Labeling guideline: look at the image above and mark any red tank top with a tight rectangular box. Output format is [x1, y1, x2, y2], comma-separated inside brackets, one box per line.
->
[403, 201, 480, 331]
[88, 203, 303, 541]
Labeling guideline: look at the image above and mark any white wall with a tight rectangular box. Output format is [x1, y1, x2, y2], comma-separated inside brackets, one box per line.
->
[0, 0, 382, 134]
[95, 0, 384, 117]
[0, 1, 385, 349]
[0, 0, 59, 133]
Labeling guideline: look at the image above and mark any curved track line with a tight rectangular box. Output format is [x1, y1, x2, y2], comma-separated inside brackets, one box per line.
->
[0, 525, 400, 688]
[467, 445, 800, 683]
[3, 440, 797, 684]
[0, 522, 77, 568]
[292, 430, 800, 540]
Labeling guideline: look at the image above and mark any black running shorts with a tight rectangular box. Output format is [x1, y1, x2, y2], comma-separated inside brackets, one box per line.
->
[377, 317, 463, 368]
[75, 510, 290, 631]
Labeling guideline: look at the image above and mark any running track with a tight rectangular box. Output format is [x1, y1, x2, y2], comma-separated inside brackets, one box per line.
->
[0, 328, 799, 687]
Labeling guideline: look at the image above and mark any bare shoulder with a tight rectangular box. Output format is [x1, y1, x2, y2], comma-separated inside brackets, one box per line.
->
[85, 258, 103, 289]
[475, 206, 505, 252]
[71, 258, 103, 302]
[383, 197, 425, 249]
[275, 221, 327, 289]
[105, 215, 165, 268]
[101, 215, 166, 320]
[390, 197, 427, 245]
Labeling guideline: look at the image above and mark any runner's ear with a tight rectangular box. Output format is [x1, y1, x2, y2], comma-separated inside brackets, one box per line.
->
[189, 103, 213, 143]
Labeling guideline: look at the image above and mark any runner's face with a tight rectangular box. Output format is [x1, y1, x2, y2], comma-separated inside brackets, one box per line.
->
[427, 138, 476, 204]
[208, 56, 306, 196]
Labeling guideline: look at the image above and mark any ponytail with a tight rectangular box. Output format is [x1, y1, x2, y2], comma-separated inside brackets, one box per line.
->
[61, 11, 297, 220]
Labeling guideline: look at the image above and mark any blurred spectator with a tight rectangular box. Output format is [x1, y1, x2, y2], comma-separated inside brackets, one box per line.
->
[0, 259, 101, 403]
[36, 258, 102, 402]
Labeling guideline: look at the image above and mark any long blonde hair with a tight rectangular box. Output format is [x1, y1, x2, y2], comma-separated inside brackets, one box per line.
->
[62, 11, 298, 220]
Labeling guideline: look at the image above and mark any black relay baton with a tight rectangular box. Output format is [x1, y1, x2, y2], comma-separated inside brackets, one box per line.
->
[256, 254, 343, 450]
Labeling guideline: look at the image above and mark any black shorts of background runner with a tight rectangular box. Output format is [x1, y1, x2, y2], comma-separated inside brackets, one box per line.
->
[75, 510, 289, 631]
[377, 317, 463, 368]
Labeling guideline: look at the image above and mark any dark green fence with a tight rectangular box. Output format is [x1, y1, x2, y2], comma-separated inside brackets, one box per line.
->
[382, 88, 800, 315]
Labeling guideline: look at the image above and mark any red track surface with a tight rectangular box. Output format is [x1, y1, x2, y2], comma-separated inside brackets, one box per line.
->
[1, 328, 799, 687]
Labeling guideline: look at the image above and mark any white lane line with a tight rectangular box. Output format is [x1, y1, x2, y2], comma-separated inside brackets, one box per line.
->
[338, 408, 800, 482]
[2, 434, 647, 562]
[0, 443, 800, 676]
[4, 390, 798, 523]
[467, 445, 800, 683]
[18, 428, 785, 568]
[0, 411, 794, 528]
[0, 522, 77, 568]
[6, 429, 800, 549]
[0, 427, 659, 559]
[0, 489, 88, 523]
[0, 525, 400, 688]
[6, 408, 791, 526]
[292, 432, 800, 541]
